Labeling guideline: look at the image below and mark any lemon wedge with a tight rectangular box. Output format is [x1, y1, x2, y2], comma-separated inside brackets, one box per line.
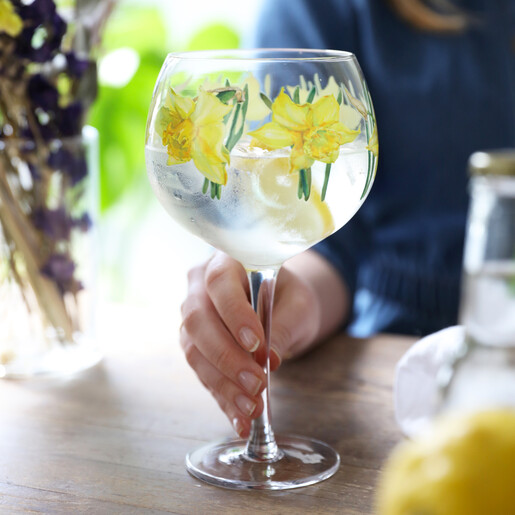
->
[231, 152, 334, 243]
[377, 410, 515, 515]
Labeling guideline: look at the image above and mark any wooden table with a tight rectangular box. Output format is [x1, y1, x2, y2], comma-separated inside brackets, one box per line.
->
[0, 309, 413, 514]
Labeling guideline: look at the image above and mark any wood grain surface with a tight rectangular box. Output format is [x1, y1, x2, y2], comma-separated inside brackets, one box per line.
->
[0, 313, 413, 515]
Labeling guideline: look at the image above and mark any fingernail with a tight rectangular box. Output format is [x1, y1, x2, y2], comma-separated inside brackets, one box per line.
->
[238, 371, 262, 396]
[232, 417, 243, 437]
[239, 327, 260, 352]
[235, 394, 256, 417]
[271, 345, 282, 366]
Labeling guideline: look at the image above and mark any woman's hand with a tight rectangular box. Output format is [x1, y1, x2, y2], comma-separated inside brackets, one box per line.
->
[179, 250, 331, 438]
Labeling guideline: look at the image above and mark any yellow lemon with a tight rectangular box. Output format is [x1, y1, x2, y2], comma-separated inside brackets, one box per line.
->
[377, 410, 515, 515]
[231, 153, 334, 243]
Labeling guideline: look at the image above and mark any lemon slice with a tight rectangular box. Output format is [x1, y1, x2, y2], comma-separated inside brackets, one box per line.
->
[231, 153, 334, 243]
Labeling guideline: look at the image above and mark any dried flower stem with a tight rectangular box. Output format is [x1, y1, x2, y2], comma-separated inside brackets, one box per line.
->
[0, 162, 74, 341]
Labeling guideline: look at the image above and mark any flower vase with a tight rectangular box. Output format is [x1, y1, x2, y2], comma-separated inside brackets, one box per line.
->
[0, 126, 101, 378]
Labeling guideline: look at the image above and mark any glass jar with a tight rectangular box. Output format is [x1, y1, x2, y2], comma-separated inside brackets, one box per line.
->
[0, 126, 100, 377]
[439, 149, 515, 413]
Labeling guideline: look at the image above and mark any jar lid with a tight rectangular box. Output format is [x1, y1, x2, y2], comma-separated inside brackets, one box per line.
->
[469, 149, 515, 176]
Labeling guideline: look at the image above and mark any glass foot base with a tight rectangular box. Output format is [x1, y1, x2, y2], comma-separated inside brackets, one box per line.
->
[0, 339, 101, 379]
[186, 434, 340, 490]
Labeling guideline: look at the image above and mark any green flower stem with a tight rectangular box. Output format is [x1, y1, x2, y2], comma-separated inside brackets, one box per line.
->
[304, 168, 312, 200]
[205, 85, 250, 199]
[297, 172, 303, 199]
[298, 168, 312, 201]
[225, 102, 241, 151]
[322, 163, 332, 201]
[361, 121, 373, 200]
[225, 84, 249, 153]
[202, 178, 209, 194]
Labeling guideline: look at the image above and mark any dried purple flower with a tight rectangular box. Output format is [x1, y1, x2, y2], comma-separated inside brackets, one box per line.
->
[65, 52, 91, 77]
[55, 101, 84, 137]
[41, 252, 81, 294]
[13, 0, 66, 63]
[32, 206, 73, 241]
[47, 144, 88, 185]
[28, 74, 58, 111]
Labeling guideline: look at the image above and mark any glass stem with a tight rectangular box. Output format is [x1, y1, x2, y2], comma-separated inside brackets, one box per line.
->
[244, 268, 282, 462]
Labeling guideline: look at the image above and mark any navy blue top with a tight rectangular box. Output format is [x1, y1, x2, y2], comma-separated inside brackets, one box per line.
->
[250, 0, 515, 336]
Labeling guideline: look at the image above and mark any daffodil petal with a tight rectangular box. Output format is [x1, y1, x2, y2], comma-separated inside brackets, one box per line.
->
[248, 121, 297, 149]
[167, 88, 195, 121]
[191, 151, 228, 184]
[331, 122, 361, 144]
[196, 123, 229, 163]
[0, 0, 23, 37]
[242, 74, 270, 121]
[191, 89, 232, 126]
[272, 89, 310, 131]
[167, 154, 190, 166]
[310, 95, 340, 127]
[340, 104, 362, 130]
[155, 105, 173, 137]
[191, 123, 229, 184]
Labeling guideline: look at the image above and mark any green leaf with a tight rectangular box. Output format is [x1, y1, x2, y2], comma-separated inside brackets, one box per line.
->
[306, 87, 316, 104]
[260, 92, 273, 110]
[242, 83, 249, 119]
[216, 90, 236, 104]
[336, 87, 343, 106]
[293, 86, 300, 104]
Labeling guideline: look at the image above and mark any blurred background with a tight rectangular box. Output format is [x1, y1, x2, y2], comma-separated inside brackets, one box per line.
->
[90, 0, 265, 333]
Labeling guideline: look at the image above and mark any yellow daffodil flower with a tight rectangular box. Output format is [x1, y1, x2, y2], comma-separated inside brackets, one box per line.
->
[0, 0, 22, 37]
[366, 125, 378, 157]
[161, 88, 232, 185]
[249, 88, 360, 173]
[287, 77, 364, 130]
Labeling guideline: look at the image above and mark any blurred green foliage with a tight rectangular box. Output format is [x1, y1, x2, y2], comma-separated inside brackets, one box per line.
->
[88, 4, 241, 213]
[187, 23, 239, 52]
[88, 6, 167, 212]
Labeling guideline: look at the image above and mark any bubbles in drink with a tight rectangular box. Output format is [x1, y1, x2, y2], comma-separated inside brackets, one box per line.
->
[145, 142, 370, 268]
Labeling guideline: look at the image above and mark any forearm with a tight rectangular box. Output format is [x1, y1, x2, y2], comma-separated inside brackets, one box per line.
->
[283, 249, 350, 344]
